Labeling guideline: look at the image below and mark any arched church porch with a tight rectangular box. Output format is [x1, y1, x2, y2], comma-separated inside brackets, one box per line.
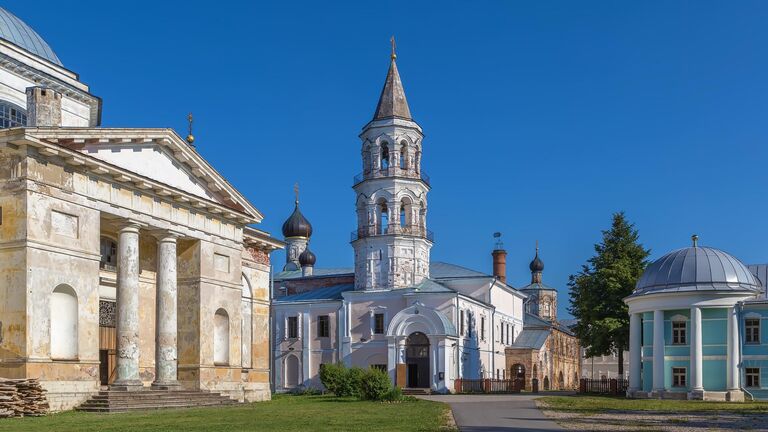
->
[386, 302, 458, 393]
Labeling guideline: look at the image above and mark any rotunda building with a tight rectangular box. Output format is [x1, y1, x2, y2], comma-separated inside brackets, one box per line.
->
[625, 238, 763, 401]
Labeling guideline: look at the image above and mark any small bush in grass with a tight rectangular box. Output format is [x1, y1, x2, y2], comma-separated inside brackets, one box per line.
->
[359, 368, 392, 401]
[319, 363, 365, 397]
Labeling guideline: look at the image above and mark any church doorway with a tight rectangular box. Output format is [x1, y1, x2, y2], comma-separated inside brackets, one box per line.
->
[285, 355, 300, 388]
[98, 300, 117, 386]
[405, 332, 430, 388]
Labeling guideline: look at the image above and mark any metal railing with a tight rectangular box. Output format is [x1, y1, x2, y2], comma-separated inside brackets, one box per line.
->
[350, 224, 434, 242]
[454, 378, 523, 394]
[352, 168, 430, 186]
[579, 378, 628, 395]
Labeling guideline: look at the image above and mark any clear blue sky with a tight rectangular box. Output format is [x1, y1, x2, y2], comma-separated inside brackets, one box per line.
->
[11, 1, 768, 318]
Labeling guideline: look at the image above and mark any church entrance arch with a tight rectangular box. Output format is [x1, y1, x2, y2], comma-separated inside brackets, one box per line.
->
[405, 332, 430, 388]
[285, 355, 300, 389]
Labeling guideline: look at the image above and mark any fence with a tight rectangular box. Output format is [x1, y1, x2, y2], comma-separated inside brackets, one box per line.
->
[579, 378, 628, 395]
[454, 378, 523, 394]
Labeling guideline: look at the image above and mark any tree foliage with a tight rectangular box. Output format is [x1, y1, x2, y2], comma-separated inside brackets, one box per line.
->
[568, 212, 650, 374]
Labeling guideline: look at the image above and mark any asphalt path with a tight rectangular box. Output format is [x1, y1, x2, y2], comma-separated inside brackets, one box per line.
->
[420, 393, 569, 432]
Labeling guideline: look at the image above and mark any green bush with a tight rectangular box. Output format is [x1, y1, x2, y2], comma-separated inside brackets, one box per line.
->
[359, 368, 392, 401]
[382, 386, 403, 402]
[319, 363, 365, 397]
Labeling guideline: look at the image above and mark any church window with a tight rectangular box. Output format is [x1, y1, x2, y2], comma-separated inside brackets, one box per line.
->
[214, 308, 230, 365]
[506, 323, 511, 344]
[380, 143, 390, 169]
[467, 311, 473, 336]
[0, 102, 26, 128]
[480, 316, 486, 341]
[399, 142, 407, 168]
[288, 316, 298, 339]
[672, 367, 686, 387]
[378, 202, 388, 235]
[99, 237, 117, 271]
[400, 204, 406, 228]
[746, 318, 761, 344]
[460, 310, 465, 336]
[317, 315, 329, 338]
[672, 320, 687, 345]
[51, 285, 78, 360]
[500, 321, 504, 343]
[374, 313, 385, 334]
[746, 368, 760, 387]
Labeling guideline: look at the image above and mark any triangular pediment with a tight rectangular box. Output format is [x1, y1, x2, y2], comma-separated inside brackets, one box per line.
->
[82, 142, 221, 203]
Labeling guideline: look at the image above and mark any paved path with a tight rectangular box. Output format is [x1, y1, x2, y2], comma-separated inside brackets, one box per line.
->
[421, 393, 569, 432]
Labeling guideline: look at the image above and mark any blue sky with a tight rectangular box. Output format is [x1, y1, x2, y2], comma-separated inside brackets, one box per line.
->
[10, 1, 768, 318]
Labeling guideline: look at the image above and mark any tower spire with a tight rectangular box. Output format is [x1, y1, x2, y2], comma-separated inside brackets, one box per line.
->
[373, 38, 411, 121]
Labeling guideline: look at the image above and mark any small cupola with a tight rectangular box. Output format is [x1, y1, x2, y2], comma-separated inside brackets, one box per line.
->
[529, 243, 544, 284]
[299, 246, 316, 276]
[281, 201, 313, 239]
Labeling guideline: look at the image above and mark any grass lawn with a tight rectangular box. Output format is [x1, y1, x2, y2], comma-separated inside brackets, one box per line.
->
[0, 394, 455, 432]
[539, 395, 768, 414]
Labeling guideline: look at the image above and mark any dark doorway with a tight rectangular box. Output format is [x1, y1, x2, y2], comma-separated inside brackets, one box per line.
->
[405, 332, 430, 388]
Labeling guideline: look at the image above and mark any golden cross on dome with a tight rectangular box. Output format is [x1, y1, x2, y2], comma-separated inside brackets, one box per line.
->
[185, 112, 195, 145]
[390, 36, 397, 60]
[294, 182, 300, 205]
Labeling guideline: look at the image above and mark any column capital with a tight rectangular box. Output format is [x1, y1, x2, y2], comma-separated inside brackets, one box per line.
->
[116, 218, 147, 233]
[150, 229, 185, 242]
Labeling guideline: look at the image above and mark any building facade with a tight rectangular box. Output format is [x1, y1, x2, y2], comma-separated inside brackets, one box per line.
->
[625, 238, 768, 401]
[272, 49, 527, 393]
[0, 8, 282, 410]
[505, 249, 581, 391]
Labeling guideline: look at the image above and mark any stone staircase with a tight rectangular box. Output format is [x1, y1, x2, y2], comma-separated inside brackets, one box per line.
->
[401, 388, 431, 396]
[76, 390, 239, 413]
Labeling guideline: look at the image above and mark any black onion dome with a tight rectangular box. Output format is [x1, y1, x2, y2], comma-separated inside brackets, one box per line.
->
[299, 247, 316, 267]
[282, 203, 313, 238]
[529, 251, 544, 273]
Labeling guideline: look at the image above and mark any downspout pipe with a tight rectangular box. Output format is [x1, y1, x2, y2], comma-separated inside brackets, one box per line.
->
[737, 301, 755, 401]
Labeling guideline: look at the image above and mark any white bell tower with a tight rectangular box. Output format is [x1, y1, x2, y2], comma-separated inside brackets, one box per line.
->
[352, 41, 432, 290]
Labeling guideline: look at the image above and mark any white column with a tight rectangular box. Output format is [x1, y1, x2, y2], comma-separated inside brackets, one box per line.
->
[690, 307, 704, 396]
[113, 222, 143, 390]
[628, 312, 642, 392]
[652, 309, 665, 394]
[727, 306, 740, 390]
[152, 232, 180, 389]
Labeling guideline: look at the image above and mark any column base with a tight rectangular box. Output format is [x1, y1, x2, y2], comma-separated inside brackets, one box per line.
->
[650, 389, 665, 399]
[688, 388, 705, 400]
[151, 381, 181, 391]
[726, 390, 745, 402]
[110, 380, 144, 391]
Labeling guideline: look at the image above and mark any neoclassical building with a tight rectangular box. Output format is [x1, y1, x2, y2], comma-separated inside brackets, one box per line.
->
[272, 48, 526, 393]
[625, 237, 768, 401]
[505, 249, 581, 391]
[0, 7, 282, 410]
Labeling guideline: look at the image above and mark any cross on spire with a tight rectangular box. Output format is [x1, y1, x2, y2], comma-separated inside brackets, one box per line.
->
[186, 112, 195, 145]
[294, 182, 300, 205]
[390, 36, 397, 60]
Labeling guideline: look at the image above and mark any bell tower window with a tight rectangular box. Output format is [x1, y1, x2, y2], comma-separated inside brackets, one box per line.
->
[378, 201, 388, 235]
[381, 144, 390, 169]
[399, 142, 407, 169]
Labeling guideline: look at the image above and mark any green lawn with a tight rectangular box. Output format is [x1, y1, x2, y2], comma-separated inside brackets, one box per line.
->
[539, 395, 768, 415]
[0, 395, 455, 432]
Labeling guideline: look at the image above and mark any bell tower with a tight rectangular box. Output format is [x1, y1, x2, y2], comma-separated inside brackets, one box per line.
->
[352, 40, 432, 290]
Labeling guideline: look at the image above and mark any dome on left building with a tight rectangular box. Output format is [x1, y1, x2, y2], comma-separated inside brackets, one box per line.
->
[0, 7, 62, 66]
[281, 202, 313, 238]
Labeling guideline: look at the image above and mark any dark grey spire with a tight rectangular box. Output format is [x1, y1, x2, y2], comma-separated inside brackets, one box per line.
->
[373, 42, 412, 121]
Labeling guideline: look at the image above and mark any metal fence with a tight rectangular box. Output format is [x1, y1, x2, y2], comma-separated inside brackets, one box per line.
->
[454, 379, 523, 394]
[579, 378, 628, 395]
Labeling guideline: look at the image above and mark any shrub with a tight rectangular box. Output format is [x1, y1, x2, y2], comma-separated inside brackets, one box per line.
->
[382, 386, 403, 402]
[359, 368, 392, 401]
[319, 363, 365, 397]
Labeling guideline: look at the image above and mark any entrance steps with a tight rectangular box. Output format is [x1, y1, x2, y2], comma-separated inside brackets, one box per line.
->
[76, 389, 239, 413]
[402, 388, 431, 396]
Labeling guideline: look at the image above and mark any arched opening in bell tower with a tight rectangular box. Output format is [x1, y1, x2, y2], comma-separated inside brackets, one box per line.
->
[381, 143, 390, 169]
[399, 142, 407, 169]
[378, 199, 389, 235]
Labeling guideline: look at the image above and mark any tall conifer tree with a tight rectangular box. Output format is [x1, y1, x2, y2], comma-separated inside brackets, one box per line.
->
[568, 212, 650, 375]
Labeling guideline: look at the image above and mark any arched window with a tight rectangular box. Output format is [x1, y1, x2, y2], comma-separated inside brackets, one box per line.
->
[363, 145, 372, 174]
[400, 204, 406, 228]
[100, 237, 117, 271]
[378, 201, 388, 235]
[0, 101, 26, 128]
[241, 275, 253, 369]
[418, 201, 426, 231]
[51, 285, 78, 360]
[380, 143, 390, 169]
[285, 354, 300, 388]
[399, 142, 407, 169]
[214, 308, 230, 365]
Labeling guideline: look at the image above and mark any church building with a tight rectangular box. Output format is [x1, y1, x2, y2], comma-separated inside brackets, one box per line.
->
[0, 7, 282, 410]
[626, 236, 768, 401]
[272, 47, 528, 393]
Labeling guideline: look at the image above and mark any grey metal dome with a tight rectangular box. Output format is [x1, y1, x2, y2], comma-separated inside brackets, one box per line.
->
[633, 246, 762, 297]
[0, 8, 61, 66]
[299, 247, 316, 267]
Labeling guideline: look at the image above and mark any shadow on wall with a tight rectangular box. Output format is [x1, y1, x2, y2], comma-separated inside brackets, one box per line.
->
[461, 325, 482, 379]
